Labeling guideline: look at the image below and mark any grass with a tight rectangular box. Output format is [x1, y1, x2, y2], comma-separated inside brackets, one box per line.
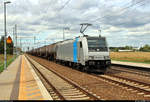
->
[0, 54, 17, 72]
[110, 52, 150, 64]
[0, 54, 13, 65]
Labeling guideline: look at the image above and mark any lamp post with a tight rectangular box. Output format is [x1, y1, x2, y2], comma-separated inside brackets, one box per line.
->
[4, 1, 11, 70]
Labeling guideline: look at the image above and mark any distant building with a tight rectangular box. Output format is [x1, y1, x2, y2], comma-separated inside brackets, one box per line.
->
[118, 50, 133, 52]
[132, 47, 140, 51]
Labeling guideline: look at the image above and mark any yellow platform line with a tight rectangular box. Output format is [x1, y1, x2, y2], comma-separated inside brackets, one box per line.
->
[18, 56, 26, 100]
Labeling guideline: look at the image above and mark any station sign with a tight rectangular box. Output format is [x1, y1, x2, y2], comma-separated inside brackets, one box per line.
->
[7, 36, 12, 44]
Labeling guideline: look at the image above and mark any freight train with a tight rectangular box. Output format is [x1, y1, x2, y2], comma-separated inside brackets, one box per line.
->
[28, 35, 111, 73]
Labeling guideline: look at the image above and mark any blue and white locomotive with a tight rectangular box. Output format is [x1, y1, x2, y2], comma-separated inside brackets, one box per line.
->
[56, 35, 111, 72]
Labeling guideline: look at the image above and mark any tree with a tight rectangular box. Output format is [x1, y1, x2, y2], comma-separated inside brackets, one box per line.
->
[124, 46, 133, 50]
[140, 44, 150, 52]
[0, 36, 4, 54]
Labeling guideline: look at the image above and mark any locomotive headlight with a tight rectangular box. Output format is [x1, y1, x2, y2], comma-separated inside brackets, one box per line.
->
[104, 56, 110, 59]
[89, 56, 94, 60]
[106, 61, 111, 65]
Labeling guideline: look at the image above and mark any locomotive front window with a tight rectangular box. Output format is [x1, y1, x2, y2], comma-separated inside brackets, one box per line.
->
[87, 37, 108, 52]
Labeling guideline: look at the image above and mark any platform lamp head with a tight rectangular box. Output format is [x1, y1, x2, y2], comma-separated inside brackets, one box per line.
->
[4, 1, 11, 4]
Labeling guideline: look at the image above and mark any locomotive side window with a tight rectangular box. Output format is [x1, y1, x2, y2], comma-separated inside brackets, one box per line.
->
[80, 42, 82, 48]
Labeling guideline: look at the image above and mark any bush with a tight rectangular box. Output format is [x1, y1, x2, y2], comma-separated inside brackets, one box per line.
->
[140, 44, 150, 52]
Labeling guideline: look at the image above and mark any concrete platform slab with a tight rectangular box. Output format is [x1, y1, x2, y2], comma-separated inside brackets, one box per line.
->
[0, 55, 52, 100]
[0, 55, 21, 100]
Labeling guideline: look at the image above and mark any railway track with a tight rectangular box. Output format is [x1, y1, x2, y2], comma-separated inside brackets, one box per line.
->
[108, 65, 150, 78]
[110, 64, 150, 77]
[91, 74, 150, 98]
[25, 55, 100, 100]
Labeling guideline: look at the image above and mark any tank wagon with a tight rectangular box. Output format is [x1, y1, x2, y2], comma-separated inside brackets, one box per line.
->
[45, 43, 59, 60]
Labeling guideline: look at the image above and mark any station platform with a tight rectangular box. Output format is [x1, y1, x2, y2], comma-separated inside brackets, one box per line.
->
[0, 55, 52, 100]
[112, 60, 150, 68]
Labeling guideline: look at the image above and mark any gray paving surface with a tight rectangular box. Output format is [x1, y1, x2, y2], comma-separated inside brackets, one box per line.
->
[0, 55, 21, 100]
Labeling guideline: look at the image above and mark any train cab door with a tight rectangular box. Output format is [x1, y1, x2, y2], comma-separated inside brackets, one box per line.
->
[77, 41, 83, 63]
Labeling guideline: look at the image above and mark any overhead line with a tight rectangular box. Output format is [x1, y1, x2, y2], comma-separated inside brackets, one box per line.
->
[41, 0, 72, 26]
[57, 0, 72, 13]
[36, 0, 72, 34]
[91, 0, 146, 23]
[97, 1, 149, 27]
[43, 0, 72, 27]
[35, 0, 72, 46]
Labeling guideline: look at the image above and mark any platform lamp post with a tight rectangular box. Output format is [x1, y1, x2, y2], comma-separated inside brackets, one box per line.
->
[4, 1, 11, 70]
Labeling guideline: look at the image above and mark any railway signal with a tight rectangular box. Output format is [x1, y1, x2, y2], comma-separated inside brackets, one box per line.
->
[7, 36, 12, 44]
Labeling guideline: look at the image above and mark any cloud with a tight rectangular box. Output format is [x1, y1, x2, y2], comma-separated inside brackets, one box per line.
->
[0, 0, 150, 49]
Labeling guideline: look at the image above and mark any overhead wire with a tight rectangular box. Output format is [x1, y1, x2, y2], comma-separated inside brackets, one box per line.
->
[99, 0, 149, 27]
[32, 0, 59, 47]
[57, 0, 149, 36]
[84, 0, 148, 35]
[101, 0, 150, 47]
[36, 0, 72, 35]
[39, 0, 72, 28]
[35, 0, 149, 48]
[90, 0, 147, 23]
[60, 0, 141, 34]
[94, 0, 148, 24]
[38, 0, 72, 43]
[81, 0, 131, 23]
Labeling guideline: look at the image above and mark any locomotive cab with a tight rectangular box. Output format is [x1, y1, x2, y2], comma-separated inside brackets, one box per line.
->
[84, 36, 111, 72]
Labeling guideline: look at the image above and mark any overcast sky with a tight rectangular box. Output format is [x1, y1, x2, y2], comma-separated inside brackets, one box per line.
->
[0, 0, 150, 51]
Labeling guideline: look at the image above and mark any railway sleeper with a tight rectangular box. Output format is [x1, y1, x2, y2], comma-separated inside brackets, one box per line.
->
[52, 95, 59, 99]
[138, 86, 149, 89]
[61, 92, 84, 96]
[100, 75, 150, 94]
[67, 97, 90, 100]
[144, 95, 150, 97]
[57, 84, 73, 88]
[59, 87, 78, 90]
[142, 88, 150, 91]
[64, 94, 88, 98]
[61, 92, 85, 95]
[59, 89, 80, 93]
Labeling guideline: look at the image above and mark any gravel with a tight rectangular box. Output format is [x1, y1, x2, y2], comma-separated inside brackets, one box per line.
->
[109, 66, 150, 84]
